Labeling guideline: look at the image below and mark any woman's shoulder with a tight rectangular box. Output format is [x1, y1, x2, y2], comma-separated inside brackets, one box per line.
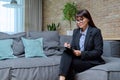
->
[89, 27, 102, 36]
[90, 26, 101, 32]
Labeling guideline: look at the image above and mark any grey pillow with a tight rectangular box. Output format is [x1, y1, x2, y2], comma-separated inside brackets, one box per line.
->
[28, 31, 60, 56]
[12, 40, 24, 56]
[12, 32, 26, 56]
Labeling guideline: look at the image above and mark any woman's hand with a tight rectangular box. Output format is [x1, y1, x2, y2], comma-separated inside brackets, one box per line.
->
[64, 42, 71, 48]
[73, 50, 81, 56]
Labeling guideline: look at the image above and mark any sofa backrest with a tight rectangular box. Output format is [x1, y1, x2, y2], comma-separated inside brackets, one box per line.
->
[0, 32, 120, 58]
[59, 35, 72, 47]
[103, 40, 120, 57]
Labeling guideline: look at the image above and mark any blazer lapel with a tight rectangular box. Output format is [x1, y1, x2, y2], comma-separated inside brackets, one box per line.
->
[84, 27, 92, 50]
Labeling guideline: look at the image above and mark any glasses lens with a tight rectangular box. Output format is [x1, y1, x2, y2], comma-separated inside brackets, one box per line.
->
[76, 21, 80, 23]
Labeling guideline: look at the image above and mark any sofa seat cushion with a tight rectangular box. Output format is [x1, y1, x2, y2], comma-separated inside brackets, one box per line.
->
[76, 69, 120, 80]
[75, 69, 108, 80]
[2, 56, 61, 68]
[0, 59, 15, 68]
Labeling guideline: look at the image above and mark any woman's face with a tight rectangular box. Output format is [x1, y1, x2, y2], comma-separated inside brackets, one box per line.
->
[76, 16, 89, 30]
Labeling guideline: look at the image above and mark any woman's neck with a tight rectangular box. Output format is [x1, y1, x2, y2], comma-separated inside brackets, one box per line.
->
[81, 25, 88, 32]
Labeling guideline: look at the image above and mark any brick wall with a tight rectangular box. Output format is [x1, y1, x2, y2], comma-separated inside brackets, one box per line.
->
[43, 0, 120, 39]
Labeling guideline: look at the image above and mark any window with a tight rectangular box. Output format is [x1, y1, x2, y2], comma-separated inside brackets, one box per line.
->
[0, 0, 24, 34]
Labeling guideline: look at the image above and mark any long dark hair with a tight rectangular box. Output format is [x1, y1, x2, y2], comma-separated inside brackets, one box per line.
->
[76, 9, 96, 27]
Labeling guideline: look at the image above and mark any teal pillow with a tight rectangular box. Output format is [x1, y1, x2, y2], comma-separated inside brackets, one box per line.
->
[0, 39, 16, 60]
[22, 37, 46, 58]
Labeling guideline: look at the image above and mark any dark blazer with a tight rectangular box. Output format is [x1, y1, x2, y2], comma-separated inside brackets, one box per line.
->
[71, 26, 105, 65]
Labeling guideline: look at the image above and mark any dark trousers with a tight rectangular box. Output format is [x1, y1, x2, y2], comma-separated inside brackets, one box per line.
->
[59, 50, 95, 80]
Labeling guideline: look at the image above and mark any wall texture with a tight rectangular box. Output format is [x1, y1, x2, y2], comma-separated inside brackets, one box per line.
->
[43, 0, 120, 39]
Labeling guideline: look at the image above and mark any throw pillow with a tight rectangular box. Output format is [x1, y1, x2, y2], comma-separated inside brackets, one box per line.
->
[0, 39, 16, 60]
[22, 37, 46, 58]
[28, 31, 60, 56]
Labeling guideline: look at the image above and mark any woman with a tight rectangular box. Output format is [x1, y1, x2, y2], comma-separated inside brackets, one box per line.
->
[59, 9, 105, 80]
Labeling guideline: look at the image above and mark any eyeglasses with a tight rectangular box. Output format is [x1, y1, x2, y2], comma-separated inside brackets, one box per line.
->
[76, 18, 84, 23]
[76, 21, 81, 23]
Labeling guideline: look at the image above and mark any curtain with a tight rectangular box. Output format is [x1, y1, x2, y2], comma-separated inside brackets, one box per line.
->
[14, 0, 24, 33]
[25, 0, 42, 32]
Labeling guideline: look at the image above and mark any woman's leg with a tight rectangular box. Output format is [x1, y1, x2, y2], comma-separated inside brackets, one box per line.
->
[72, 58, 95, 73]
[59, 50, 73, 80]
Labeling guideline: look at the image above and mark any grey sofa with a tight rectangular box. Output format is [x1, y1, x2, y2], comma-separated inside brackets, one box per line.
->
[0, 31, 120, 80]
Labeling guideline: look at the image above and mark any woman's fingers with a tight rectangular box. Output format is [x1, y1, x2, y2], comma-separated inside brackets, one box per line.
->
[73, 50, 81, 56]
[64, 42, 71, 48]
